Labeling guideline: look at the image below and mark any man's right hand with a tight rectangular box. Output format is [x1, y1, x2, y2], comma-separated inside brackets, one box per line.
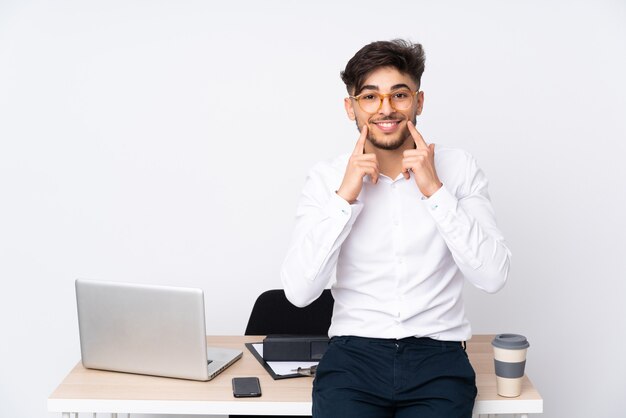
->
[336, 125, 379, 204]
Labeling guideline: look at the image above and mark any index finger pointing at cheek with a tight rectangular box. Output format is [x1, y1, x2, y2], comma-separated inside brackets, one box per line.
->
[407, 121, 428, 150]
[353, 124, 368, 155]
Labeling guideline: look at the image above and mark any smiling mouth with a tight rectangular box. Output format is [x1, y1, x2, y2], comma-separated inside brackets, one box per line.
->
[371, 120, 402, 133]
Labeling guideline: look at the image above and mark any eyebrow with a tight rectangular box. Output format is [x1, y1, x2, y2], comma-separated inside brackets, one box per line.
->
[357, 83, 413, 94]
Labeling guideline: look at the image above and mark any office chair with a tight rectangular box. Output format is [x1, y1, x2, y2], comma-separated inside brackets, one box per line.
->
[232, 289, 334, 418]
[244, 289, 334, 336]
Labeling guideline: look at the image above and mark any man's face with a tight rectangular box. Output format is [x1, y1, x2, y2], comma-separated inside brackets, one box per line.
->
[344, 66, 424, 151]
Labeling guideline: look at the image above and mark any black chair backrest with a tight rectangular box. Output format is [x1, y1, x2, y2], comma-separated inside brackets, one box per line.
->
[244, 289, 334, 336]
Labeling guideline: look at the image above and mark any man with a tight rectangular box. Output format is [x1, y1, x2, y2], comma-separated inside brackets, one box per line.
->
[281, 40, 511, 418]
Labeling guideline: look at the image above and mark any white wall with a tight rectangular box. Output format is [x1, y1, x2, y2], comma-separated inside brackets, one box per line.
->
[1, 1, 625, 417]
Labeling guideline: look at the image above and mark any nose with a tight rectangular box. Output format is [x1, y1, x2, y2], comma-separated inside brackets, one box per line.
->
[379, 95, 394, 115]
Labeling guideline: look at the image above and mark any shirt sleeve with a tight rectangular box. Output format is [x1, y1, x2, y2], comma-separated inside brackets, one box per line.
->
[281, 163, 363, 307]
[423, 155, 511, 293]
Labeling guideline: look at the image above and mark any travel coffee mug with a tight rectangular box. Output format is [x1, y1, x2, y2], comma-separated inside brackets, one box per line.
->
[491, 334, 530, 397]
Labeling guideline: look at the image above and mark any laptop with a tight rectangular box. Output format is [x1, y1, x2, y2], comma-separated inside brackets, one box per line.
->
[75, 279, 242, 381]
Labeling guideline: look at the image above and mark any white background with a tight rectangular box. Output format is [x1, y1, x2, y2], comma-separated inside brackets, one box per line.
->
[1, 1, 625, 417]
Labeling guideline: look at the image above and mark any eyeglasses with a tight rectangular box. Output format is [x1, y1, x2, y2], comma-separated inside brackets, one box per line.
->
[349, 89, 419, 114]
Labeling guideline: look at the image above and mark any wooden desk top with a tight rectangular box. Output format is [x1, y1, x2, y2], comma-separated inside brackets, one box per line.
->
[48, 335, 543, 415]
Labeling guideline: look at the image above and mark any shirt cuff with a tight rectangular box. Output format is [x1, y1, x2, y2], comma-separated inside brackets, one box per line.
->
[329, 191, 364, 220]
[422, 184, 458, 222]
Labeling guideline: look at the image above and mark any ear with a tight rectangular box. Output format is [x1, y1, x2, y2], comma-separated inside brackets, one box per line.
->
[416, 91, 425, 116]
[344, 97, 356, 121]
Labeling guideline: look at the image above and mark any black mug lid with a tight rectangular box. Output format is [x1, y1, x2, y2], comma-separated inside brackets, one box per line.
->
[492, 333, 530, 349]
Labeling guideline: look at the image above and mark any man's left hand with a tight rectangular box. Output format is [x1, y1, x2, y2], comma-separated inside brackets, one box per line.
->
[401, 121, 442, 198]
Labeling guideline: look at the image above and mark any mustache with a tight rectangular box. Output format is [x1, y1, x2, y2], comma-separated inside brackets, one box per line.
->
[369, 114, 406, 123]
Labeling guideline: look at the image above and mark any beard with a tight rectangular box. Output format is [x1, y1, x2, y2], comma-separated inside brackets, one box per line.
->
[368, 128, 409, 150]
[356, 114, 417, 151]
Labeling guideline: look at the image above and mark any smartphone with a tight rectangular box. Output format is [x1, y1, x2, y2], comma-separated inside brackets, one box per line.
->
[232, 377, 262, 398]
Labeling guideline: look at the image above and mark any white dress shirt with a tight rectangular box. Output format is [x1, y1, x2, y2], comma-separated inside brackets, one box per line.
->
[281, 145, 511, 341]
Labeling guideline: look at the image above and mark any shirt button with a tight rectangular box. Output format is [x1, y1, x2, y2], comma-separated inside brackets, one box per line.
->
[398, 258, 404, 264]
[341, 209, 349, 215]
[391, 183, 396, 189]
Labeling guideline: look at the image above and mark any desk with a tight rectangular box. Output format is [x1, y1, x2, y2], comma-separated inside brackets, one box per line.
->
[48, 335, 543, 417]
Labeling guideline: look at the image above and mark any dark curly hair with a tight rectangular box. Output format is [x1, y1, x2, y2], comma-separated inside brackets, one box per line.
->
[341, 39, 425, 95]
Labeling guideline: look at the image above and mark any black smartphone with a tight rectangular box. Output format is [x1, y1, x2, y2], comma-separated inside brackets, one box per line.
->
[232, 377, 262, 398]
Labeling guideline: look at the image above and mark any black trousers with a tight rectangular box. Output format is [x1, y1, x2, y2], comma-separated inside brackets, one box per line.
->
[312, 336, 477, 418]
